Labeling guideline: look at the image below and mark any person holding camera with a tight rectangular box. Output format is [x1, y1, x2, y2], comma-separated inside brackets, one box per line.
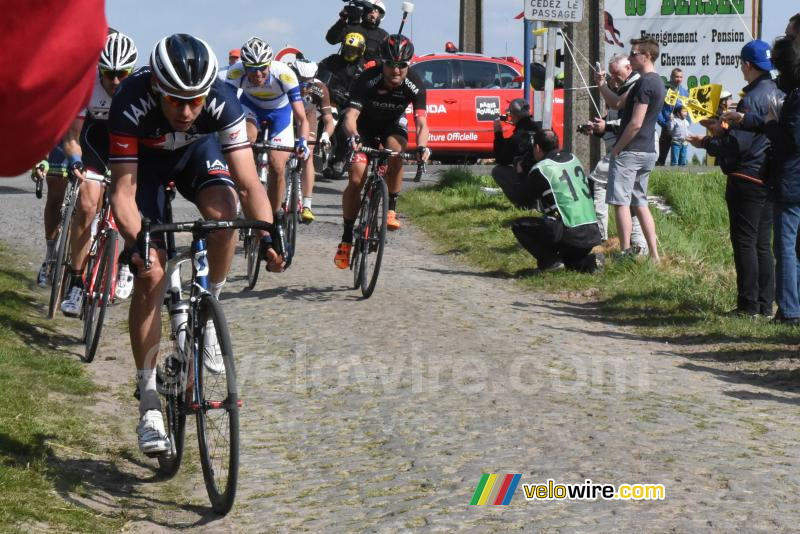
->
[326, 0, 388, 64]
[510, 129, 603, 274]
[489, 99, 542, 208]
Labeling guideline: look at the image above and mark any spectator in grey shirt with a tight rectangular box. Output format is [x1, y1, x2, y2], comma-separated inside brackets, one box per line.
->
[595, 37, 665, 262]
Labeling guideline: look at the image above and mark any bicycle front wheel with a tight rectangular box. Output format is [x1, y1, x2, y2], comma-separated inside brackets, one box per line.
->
[285, 171, 299, 266]
[48, 199, 75, 319]
[84, 230, 117, 363]
[157, 303, 188, 477]
[360, 178, 388, 298]
[196, 295, 239, 515]
[244, 232, 260, 290]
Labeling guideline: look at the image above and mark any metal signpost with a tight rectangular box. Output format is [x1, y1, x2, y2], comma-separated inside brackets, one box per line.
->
[523, 0, 584, 129]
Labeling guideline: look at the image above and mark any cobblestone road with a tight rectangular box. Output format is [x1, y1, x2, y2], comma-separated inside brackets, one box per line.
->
[2, 170, 799, 532]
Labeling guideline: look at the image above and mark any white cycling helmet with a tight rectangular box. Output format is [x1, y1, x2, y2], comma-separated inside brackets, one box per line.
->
[370, 0, 387, 16]
[99, 32, 138, 71]
[240, 37, 273, 67]
[293, 59, 318, 81]
[150, 34, 218, 97]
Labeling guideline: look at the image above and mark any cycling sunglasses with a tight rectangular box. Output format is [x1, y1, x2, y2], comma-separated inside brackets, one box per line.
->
[383, 60, 409, 69]
[162, 94, 206, 108]
[244, 62, 271, 73]
[100, 68, 132, 80]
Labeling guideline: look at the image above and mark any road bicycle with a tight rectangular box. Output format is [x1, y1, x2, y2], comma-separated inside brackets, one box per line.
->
[349, 146, 425, 298]
[244, 141, 304, 289]
[141, 195, 278, 515]
[48, 166, 82, 319]
[80, 173, 119, 363]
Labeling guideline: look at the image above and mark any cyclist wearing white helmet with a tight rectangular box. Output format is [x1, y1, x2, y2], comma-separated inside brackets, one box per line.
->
[326, 0, 388, 63]
[108, 33, 284, 456]
[58, 31, 139, 318]
[292, 58, 335, 223]
[225, 36, 310, 218]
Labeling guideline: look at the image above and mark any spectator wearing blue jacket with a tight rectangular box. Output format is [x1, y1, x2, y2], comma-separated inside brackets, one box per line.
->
[689, 39, 783, 318]
[725, 36, 800, 323]
[656, 68, 688, 166]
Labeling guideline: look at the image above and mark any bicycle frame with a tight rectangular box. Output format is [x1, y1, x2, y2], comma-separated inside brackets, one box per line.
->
[84, 174, 118, 300]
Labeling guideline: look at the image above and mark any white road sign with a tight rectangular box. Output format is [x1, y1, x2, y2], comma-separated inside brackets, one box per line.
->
[524, 0, 584, 23]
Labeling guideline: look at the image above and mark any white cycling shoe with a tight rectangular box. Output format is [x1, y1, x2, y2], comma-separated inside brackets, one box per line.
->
[60, 286, 83, 317]
[115, 264, 134, 299]
[203, 319, 225, 375]
[37, 262, 51, 287]
[137, 409, 170, 455]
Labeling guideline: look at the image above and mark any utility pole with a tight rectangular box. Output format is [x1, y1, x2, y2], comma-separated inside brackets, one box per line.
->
[459, 0, 483, 53]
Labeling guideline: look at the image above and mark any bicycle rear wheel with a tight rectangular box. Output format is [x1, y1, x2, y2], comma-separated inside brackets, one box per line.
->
[84, 231, 117, 363]
[48, 199, 75, 319]
[157, 304, 188, 476]
[360, 178, 388, 298]
[244, 232, 260, 290]
[196, 295, 239, 515]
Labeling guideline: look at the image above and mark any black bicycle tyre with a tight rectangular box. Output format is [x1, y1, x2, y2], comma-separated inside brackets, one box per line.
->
[360, 178, 388, 298]
[81, 245, 98, 344]
[84, 231, 117, 363]
[285, 171, 299, 265]
[48, 198, 75, 319]
[157, 305, 188, 477]
[245, 233, 260, 290]
[195, 295, 239, 515]
[351, 194, 370, 289]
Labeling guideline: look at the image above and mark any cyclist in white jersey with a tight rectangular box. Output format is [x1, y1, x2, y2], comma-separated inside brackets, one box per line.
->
[225, 37, 310, 217]
[60, 32, 138, 317]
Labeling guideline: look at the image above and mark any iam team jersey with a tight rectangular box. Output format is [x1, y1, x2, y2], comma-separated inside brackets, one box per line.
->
[224, 60, 302, 110]
[348, 66, 427, 123]
[108, 67, 250, 164]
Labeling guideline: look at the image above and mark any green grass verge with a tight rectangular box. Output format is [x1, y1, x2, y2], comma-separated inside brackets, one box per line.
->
[0, 246, 124, 532]
[400, 168, 799, 346]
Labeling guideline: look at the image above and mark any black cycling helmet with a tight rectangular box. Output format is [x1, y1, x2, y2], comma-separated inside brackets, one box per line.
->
[379, 34, 414, 64]
[150, 33, 218, 97]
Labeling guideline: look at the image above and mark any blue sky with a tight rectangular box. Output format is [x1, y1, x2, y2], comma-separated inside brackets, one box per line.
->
[107, 0, 787, 67]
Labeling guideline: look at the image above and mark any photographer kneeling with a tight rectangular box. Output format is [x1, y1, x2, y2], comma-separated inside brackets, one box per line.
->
[490, 98, 542, 208]
[326, 1, 388, 63]
[510, 129, 603, 274]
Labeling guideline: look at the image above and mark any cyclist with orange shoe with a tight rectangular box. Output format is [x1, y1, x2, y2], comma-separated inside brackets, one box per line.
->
[334, 34, 429, 268]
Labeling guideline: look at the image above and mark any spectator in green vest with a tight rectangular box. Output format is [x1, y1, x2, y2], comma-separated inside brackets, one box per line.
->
[511, 129, 603, 274]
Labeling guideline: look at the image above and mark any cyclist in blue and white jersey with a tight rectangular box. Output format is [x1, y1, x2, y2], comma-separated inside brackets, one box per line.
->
[225, 37, 310, 217]
[59, 32, 138, 317]
[109, 34, 284, 455]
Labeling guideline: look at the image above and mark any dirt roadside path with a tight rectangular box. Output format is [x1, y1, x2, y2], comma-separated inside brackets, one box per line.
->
[2, 171, 799, 532]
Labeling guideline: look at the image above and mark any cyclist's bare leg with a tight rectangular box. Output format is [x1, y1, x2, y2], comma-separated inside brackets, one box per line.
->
[196, 185, 238, 285]
[384, 135, 408, 196]
[129, 249, 168, 371]
[301, 133, 317, 200]
[44, 176, 67, 240]
[246, 120, 259, 145]
[69, 180, 103, 270]
[267, 150, 289, 214]
[342, 158, 369, 221]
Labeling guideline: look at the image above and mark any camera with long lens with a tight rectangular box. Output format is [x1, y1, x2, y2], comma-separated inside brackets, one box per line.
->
[341, 0, 375, 24]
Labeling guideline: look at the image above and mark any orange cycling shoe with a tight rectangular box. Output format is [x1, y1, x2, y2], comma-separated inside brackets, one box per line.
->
[334, 242, 352, 269]
[387, 210, 401, 231]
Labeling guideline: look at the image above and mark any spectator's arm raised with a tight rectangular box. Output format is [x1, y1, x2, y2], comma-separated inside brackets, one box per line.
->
[594, 69, 627, 110]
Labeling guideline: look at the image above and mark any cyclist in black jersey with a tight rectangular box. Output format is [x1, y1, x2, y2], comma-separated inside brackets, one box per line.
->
[334, 34, 430, 269]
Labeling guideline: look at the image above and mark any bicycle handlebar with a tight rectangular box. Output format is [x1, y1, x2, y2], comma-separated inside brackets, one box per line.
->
[138, 218, 278, 269]
[252, 140, 320, 153]
[357, 146, 420, 161]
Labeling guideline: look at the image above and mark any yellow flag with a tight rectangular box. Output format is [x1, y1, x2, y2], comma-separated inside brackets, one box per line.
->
[686, 84, 722, 121]
[664, 88, 679, 106]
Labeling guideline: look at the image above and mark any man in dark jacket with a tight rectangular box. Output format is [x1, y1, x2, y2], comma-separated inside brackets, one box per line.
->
[689, 39, 783, 317]
[489, 98, 542, 208]
[511, 129, 602, 273]
[325, 1, 388, 64]
[319, 32, 368, 178]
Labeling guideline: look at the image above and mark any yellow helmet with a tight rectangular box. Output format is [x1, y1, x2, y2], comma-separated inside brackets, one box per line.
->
[342, 32, 366, 62]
